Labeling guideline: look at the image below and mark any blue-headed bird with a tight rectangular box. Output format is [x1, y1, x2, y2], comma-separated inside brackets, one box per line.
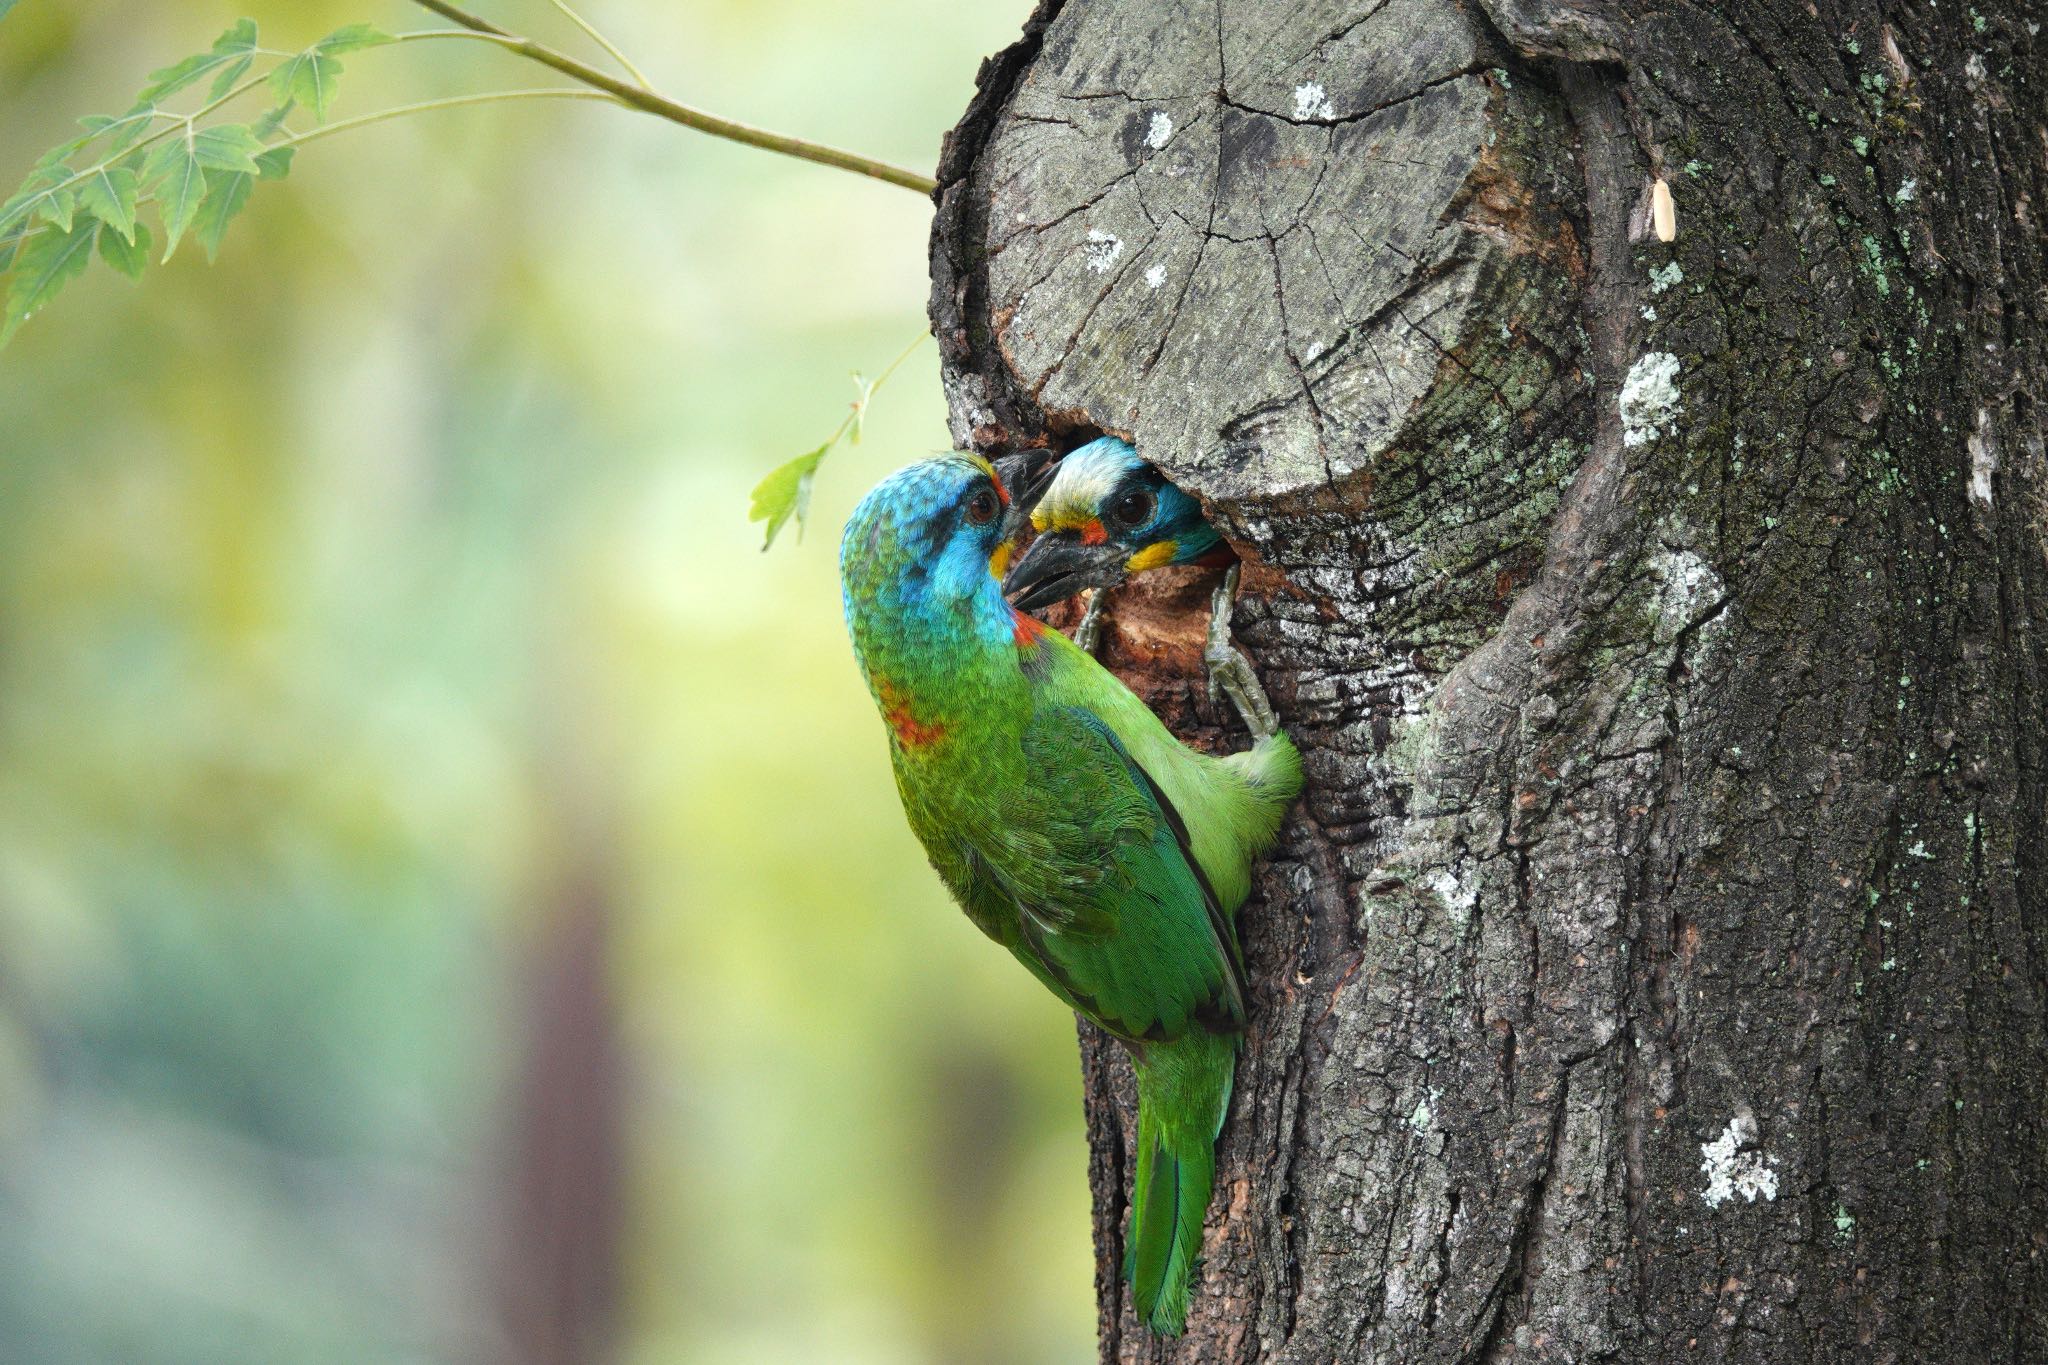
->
[840, 453, 1302, 1334]
[1002, 437, 1275, 731]
[1002, 436, 1233, 651]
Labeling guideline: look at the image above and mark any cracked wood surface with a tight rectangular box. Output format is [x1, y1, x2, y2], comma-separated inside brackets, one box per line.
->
[929, 0, 2048, 1360]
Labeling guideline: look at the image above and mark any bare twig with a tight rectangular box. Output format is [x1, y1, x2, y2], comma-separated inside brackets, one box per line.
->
[407, 0, 937, 195]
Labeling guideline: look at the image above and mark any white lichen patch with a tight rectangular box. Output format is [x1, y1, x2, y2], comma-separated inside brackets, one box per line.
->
[1143, 263, 1167, 290]
[1425, 867, 1478, 923]
[1145, 111, 1174, 149]
[1649, 261, 1684, 294]
[1083, 229, 1123, 274]
[1700, 1115, 1779, 1208]
[1619, 351, 1682, 448]
[1649, 545, 1723, 643]
[1967, 407, 1999, 508]
[1893, 176, 1918, 204]
[1292, 81, 1334, 121]
[1409, 1087, 1443, 1132]
[1304, 339, 1325, 362]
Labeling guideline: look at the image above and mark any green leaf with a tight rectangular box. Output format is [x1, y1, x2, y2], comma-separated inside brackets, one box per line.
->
[35, 185, 76, 232]
[208, 53, 254, 103]
[144, 139, 205, 260]
[34, 134, 91, 169]
[316, 23, 393, 54]
[189, 124, 264, 174]
[82, 106, 158, 154]
[217, 17, 257, 51]
[137, 19, 259, 103]
[194, 169, 253, 262]
[206, 19, 260, 100]
[251, 103, 294, 139]
[269, 49, 342, 122]
[75, 166, 138, 242]
[98, 218, 151, 279]
[254, 146, 294, 181]
[847, 372, 878, 445]
[748, 444, 833, 550]
[2, 218, 98, 345]
[0, 162, 70, 236]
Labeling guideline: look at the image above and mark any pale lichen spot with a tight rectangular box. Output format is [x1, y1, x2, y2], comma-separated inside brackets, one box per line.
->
[1143, 263, 1167, 290]
[1834, 1204, 1856, 1240]
[1425, 867, 1478, 923]
[1145, 111, 1174, 149]
[1649, 545, 1724, 644]
[1292, 82, 1334, 121]
[1967, 407, 1998, 509]
[1620, 352, 1682, 447]
[1409, 1087, 1442, 1132]
[1700, 1114, 1780, 1208]
[1304, 339, 1325, 362]
[1083, 229, 1123, 274]
[1649, 261, 1684, 294]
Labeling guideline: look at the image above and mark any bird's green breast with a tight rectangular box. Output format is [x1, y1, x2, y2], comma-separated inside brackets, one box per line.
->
[880, 621, 1290, 919]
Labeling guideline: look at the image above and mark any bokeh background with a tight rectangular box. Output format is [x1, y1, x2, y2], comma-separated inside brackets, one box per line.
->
[0, 2, 1094, 1361]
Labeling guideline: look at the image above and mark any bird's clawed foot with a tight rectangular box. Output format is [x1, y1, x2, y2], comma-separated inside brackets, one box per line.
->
[1071, 589, 1107, 655]
[1204, 565, 1278, 741]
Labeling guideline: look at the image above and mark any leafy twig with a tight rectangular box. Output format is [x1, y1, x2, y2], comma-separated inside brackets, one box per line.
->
[748, 331, 929, 550]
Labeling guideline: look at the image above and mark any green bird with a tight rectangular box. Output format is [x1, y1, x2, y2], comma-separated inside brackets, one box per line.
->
[840, 452, 1303, 1334]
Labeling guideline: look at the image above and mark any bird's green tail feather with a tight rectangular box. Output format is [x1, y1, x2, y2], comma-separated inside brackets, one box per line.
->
[1125, 1033, 1236, 1335]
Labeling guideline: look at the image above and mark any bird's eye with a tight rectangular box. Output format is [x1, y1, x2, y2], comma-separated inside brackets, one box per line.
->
[965, 487, 1001, 526]
[1110, 489, 1155, 528]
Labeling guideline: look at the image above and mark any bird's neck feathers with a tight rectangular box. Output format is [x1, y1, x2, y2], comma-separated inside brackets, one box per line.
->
[846, 539, 1048, 753]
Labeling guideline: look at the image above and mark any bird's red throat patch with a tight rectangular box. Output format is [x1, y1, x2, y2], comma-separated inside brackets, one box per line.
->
[1009, 608, 1047, 647]
[878, 679, 947, 749]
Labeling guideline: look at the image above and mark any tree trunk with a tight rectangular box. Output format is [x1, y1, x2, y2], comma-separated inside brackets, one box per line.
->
[928, 1, 2048, 1360]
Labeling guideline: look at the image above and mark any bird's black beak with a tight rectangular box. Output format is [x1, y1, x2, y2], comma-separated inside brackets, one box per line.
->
[1002, 531, 1128, 611]
[992, 451, 1057, 543]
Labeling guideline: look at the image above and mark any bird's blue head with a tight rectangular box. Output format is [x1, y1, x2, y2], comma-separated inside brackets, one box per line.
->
[1001, 437, 1227, 610]
[841, 454, 1029, 663]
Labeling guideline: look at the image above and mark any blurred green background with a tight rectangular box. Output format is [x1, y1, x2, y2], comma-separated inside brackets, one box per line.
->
[0, 2, 1094, 1361]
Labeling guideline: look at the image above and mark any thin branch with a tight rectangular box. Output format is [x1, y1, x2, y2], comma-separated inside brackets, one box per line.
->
[407, 0, 937, 195]
[276, 88, 623, 148]
[862, 330, 930, 408]
[548, 0, 651, 88]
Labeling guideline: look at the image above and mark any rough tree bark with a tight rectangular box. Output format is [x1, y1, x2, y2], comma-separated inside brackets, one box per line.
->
[928, 1, 2046, 1361]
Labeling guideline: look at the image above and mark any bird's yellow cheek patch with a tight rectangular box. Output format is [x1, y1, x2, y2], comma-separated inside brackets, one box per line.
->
[989, 540, 1014, 579]
[1126, 541, 1178, 573]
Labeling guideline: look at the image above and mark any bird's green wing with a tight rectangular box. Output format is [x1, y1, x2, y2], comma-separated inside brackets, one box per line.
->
[975, 705, 1245, 1044]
